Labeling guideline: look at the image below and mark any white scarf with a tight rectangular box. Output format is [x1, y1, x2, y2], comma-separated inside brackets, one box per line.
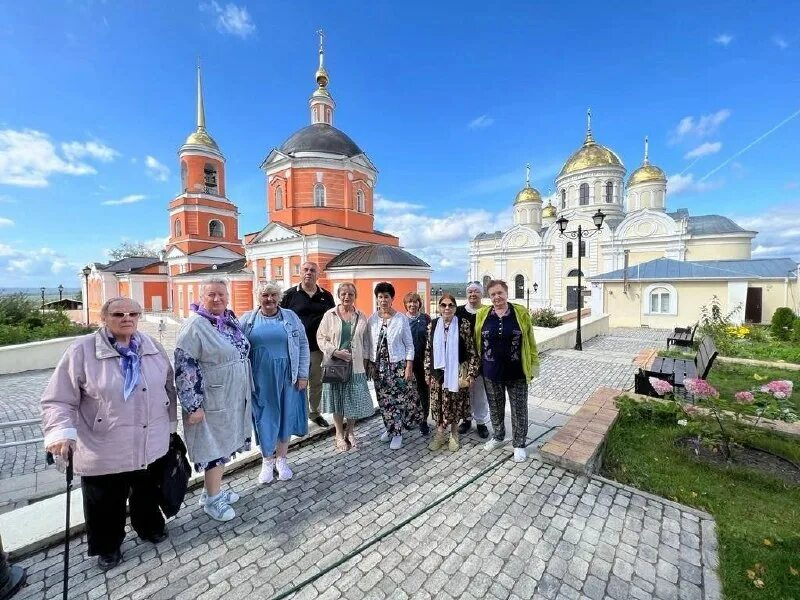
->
[433, 316, 460, 393]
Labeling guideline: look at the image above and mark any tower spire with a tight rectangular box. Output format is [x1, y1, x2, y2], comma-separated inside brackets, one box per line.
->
[196, 59, 206, 130]
[525, 162, 531, 187]
[643, 136, 650, 165]
[309, 29, 335, 125]
[584, 107, 595, 145]
[315, 28, 329, 89]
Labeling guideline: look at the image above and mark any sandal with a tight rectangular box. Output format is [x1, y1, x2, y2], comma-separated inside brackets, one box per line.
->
[346, 431, 358, 449]
[335, 436, 349, 452]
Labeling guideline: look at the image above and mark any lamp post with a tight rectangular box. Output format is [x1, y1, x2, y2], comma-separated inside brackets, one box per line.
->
[526, 282, 539, 310]
[57, 284, 64, 302]
[555, 209, 606, 351]
[82, 266, 91, 325]
[40, 287, 45, 313]
[434, 287, 443, 315]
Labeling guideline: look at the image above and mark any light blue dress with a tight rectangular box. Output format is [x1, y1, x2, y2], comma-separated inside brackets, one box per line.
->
[249, 312, 308, 455]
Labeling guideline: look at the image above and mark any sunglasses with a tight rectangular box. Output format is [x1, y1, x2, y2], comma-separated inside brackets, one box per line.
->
[109, 311, 141, 318]
[439, 303, 456, 308]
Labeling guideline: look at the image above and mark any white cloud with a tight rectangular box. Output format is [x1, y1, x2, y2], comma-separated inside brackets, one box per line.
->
[145, 155, 170, 181]
[143, 237, 168, 254]
[713, 34, 733, 46]
[61, 140, 119, 162]
[667, 173, 722, 195]
[0, 217, 13, 227]
[374, 193, 512, 279]
[671, 109, 732, 142]
[735, 204, 800, 261]
[0, 195, 15, 203]
[0, 243, 81, 285]
[773, 35, 789, 49]
[201, 1, 256, 38]
[101, 194, 147, 206]
[684, 141, 722, 159]
[0, 129, 99, 187]
[468, 115, 495, 130]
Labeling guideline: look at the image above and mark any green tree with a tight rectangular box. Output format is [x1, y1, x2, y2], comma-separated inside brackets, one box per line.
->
[107, 241, 160, 261]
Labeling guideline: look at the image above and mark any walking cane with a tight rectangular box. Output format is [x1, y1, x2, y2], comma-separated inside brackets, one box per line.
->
[46, 448, 73, 600]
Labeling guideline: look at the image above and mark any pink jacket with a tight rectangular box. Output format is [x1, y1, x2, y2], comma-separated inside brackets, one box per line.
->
[40, 329, 178, 477]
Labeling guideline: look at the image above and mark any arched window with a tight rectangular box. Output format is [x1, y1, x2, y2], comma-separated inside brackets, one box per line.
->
[560, 189, 566, 209]
[514, 275, 525, 299]
[567, 269, 584, 277]
[209, 219, 224, 238]
[203, 163, 218, 193]
[482, 275, 491, 295]
[579, 240, 587, 257]
[275, 187, 283, 210]
[356, 189, 365, 212]
[579, 183, 589, 205]
[566, 242, 574, 258]
[605, 181, 613, 203]
[174, 219, 182, 237]
[649, 286, 671, 314]
[314, 184, 325, 207]
[180, 162, 188, 192]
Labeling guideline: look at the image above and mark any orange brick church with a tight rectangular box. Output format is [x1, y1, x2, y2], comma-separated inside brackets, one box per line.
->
[84, 35, 431, 323]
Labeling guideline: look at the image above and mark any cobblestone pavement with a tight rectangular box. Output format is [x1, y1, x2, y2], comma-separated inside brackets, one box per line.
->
[12, 415, 719, 600]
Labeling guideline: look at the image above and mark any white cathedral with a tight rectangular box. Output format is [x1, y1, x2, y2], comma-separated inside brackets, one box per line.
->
[469, 112, 755, 313]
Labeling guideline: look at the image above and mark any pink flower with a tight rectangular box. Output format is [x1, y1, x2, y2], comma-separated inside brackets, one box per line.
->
[735, 391, 755, 404]
[649, 377, 674, 396]
[684, 378, 720, 400]
[759, 380, 793, 398]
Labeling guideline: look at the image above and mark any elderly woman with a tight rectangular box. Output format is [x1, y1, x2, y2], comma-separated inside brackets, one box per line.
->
[475, 279, 539, 462]
[404, 291, 431, 436]
[365, 282, 421, 450]
[425, 293, 479, 451]
[41, 297, 177, 571]
[175, 277, 252, 522]
[317, 283, 373, 451]
[455, 282, 491, 439]
[241, 282, 309, 483]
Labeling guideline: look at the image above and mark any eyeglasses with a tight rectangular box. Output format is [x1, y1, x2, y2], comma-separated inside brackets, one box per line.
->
[109, 312, 141, 318]
[439, 303, 455, 308]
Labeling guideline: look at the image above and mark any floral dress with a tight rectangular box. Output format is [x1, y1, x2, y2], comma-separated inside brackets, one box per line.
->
[175, 307, 252, 471]
[424, 318, 479, 427]
[374, 322, 421, 436]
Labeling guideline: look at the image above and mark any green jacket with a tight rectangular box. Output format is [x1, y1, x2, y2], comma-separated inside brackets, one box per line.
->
[474, 303, 540, 381]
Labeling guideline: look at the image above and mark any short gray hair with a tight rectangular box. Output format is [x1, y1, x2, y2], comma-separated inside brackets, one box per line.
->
[257, 281, 283, 296]
[337, 282, 357, 298]
[200, 276, 229, 293]
[100, 297, 142, 319]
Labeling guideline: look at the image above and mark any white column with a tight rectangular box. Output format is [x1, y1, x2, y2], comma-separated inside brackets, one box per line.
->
[283, 256, 291, 289]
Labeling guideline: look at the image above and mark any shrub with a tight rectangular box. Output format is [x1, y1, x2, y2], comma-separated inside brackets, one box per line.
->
[530, 307, 563, 328]
[770, 307, 796, 341]
[0, 293, 93, 346]
[792, 318, 800, 343]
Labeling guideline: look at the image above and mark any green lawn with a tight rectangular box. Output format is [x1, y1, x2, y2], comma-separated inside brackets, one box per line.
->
[603, 403, 800, 600]
[707, 362, 800, 414]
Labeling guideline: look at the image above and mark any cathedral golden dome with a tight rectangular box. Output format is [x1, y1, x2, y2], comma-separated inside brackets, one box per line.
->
[627, 137, 666, 187]
[185, 128, 219, 151]
[558, 109, 624, 177]
[542, 201, 556, 218]
[514, 185, 542, 204]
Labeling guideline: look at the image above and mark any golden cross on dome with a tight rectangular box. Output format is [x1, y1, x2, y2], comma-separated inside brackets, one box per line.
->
[644, 136, 650, 165]
[317, 29, 325, 53]
[525, 162, 531, 187]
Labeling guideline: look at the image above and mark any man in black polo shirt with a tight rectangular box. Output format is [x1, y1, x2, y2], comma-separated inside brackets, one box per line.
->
[280, 261, 335, 428]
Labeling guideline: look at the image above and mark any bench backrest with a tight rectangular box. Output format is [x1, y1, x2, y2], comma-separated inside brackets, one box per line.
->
[689, 322, 699, 339]
[695, 336, 718, 379]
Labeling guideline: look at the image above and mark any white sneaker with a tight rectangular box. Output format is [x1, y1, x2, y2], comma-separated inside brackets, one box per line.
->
[198, 489, 240, 506]
[276, 457, 293, 481]
[484, 438, 505, 451]
[380, 430, 391, 442]
[204, 494, 235, 522]
[258, 458, 274, 485]
[513, 448, 527, 462]
[389, 435, 403, 450]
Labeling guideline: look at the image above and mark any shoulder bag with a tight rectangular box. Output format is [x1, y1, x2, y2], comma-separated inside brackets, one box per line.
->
[322, 312, 359, 384]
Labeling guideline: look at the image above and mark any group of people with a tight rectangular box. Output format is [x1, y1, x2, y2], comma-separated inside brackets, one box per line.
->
[40, 262, 538, 570]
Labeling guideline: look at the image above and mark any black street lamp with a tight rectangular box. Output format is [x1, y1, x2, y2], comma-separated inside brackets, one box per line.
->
[526, 282, 539, 310]
[40, 287, 46, 313]
[434, 287, 444, 314]
[556, 209, 606, 351]
[57, 284, 64, 302]
[82, 265, 92, 325]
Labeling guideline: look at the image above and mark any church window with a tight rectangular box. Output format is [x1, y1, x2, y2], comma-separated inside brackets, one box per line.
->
[579, 183, 589, 205]
[275, 265, 283, 277]
[293, 263, 300, 275]
[180, 162, 188, 192]
[356, 189, 365, 212]
[514, 275, 525, 299]
[649, 287, 671, 314]
[209, 219, 224, 238]
[560, 189, 566, 209]
[275, 187, 284, 210]
[567, 269, 584, 277]
[482, 275, 491, 295]
[174, 219, 182, 237]
[579, 240, 587, 257]
[566, 242, 573, 258]
[203, 163, 218, 193]
[605, 181, 613, 203]
[314, 184, 326, 207]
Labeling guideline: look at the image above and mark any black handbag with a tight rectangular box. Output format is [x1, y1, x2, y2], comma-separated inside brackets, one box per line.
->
[322, 312, 358, 384]
[158, 433, 191, 518]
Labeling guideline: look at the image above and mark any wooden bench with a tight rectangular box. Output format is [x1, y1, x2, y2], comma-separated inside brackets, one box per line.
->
[667, 323, 698, 349]
[645, 336, 718, 388]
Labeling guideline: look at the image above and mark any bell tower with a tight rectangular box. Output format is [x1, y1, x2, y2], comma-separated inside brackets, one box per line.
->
[165, 63, 243, 275]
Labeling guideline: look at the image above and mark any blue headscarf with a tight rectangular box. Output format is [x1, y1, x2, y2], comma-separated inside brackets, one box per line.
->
[110, 334, 141, 401]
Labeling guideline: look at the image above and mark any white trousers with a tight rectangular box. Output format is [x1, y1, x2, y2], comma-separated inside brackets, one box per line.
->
[469, 375, 490, 424]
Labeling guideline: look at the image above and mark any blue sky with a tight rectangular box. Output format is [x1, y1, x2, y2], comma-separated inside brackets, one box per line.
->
[1, 0, 799, 287]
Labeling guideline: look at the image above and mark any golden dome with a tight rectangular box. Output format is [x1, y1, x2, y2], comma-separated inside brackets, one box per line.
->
[628, 164, 666, 187]
[559, 139, 624, 177]
[514, 185, 542, 204]
[316, 66, 329, 89]
[185, 127, 219, 151]
[542, 201, 556, 218]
